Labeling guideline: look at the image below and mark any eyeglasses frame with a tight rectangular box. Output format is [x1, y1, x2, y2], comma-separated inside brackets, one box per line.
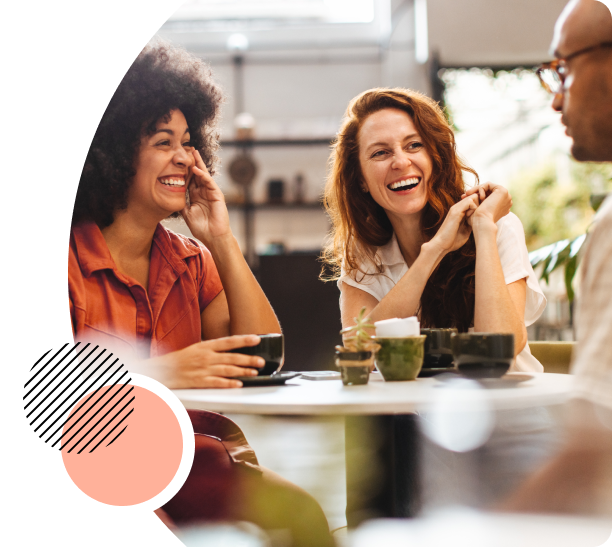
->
[536, 41, 612, 94]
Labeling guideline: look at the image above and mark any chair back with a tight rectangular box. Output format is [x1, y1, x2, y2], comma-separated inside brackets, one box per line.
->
[528, 341, 575, 374]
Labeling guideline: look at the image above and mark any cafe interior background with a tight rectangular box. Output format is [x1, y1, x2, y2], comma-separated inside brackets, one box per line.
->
[156, 0, 611, 534]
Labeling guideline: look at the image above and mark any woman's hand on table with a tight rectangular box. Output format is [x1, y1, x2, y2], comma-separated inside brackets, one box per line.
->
[182, 149, 232, 247]
[161, 335, 264, 389]
[425, 194, 479, 256]
[462, 182, 512, 231]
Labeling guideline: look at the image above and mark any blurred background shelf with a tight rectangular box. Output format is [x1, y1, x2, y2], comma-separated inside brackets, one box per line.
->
[221, 138, 334, 147]
[226, 201, 323, 210]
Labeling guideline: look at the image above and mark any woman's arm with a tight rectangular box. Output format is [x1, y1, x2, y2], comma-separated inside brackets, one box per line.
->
[183, 150, 281, 338]
[341, 195, 479, 329]
[341, 242, 446, 329]
[203, 234, 281, 336]
[467, 183, 527, 356]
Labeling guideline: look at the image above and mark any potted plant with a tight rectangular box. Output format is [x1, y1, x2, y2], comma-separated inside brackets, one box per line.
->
[336, 307, 380, 385]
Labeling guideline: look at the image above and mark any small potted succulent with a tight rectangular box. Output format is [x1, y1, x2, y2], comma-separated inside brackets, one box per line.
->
[336, 307, 380, 386]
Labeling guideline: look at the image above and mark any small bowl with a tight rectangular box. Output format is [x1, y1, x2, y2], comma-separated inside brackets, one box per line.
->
[420, 328, 457, 369]
[374, 335, 426, 381]
[451, 333, 514, 379]
[228, 333, 284, 376]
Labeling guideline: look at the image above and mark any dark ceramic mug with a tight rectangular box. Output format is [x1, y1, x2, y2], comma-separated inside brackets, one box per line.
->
[451, 333, 514, 379]
[228, 333, 284, 376]
[420, 328, 457, 369]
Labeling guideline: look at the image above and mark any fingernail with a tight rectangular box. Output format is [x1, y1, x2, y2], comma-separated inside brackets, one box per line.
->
[258, 358, 265, 366]
[251, 370, 258, 375]
[234, 381, 243, 387]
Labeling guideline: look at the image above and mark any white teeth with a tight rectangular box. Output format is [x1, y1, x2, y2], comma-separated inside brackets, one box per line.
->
[389, 177, 419, 190]
[159, 178, 185, 187]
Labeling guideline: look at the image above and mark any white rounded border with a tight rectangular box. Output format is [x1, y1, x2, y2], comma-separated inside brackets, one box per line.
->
[49, 373, 195, 515]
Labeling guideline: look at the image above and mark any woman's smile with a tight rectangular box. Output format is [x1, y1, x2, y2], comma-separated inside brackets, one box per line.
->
[158, 175, 187, 192]
[387, 176, 421, 193]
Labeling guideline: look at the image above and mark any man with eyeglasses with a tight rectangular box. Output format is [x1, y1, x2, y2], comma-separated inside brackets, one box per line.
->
[505, 0, 612, 513]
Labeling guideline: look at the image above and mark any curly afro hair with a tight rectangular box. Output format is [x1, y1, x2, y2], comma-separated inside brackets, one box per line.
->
[72, 38, 224, 228]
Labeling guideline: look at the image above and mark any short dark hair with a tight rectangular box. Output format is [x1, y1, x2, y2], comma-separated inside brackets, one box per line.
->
[72, 39, 224, 228]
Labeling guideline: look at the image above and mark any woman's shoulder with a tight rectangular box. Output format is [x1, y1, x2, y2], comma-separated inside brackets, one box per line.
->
[495, 212, 529, 250]
[156, 223, 212, 260]
[496, 211, 525, 233]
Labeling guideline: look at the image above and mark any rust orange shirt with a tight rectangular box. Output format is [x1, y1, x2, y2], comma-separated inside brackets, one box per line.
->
[69, 220, 223, 358]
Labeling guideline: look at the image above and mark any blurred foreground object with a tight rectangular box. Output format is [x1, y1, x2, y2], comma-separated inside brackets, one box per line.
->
[502, 0, 612, 515]
[349, 509, 612, 547]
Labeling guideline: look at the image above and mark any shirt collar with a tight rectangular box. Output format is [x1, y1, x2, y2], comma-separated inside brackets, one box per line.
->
[72, 220, 202, 277]
[375, 233, 406, 266]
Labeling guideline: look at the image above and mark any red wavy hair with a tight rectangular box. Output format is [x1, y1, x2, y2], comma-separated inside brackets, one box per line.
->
[322, 88, 479, 331]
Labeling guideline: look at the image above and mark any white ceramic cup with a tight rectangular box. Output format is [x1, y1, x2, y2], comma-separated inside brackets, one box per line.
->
[375, 317, 420, 337]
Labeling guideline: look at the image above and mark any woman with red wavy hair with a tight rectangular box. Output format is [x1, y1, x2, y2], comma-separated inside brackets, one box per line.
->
[323, 88, 545, 371]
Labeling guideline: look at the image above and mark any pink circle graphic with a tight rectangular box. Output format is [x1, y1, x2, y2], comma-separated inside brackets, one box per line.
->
[62, 385, 183, 506]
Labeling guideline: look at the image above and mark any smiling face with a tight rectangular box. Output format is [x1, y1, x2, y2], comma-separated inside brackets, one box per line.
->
[358, 108, 433, 223]
[127, 109, 195, 220]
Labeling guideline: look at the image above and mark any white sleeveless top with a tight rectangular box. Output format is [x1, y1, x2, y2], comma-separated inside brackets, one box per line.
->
[338, 213, 546, 373]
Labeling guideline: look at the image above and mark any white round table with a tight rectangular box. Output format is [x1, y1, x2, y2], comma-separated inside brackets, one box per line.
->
[174, 372, 574, 526]
[174, 372, 573, 415]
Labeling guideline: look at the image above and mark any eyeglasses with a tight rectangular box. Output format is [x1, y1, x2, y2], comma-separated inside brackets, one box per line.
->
[536, 41, 612, 94]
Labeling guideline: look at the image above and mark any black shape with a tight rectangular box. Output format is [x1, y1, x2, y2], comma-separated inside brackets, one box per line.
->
[90, 411, 133, 453]
[106, 425, 128, 448]
[29, 348, 53, 372]
[257, 254, 343, 371]
[345, 415, 422, 528]
[78, 344, 100, 366]
[52, 374, 130, 447]
[79, 346, 108, 376]
[70, 396, 135, 454]
[74, 342, 91, 357]
[23, 344, 81, 398]
[51, 353, 119, 432]
[63, 392, 135, 453]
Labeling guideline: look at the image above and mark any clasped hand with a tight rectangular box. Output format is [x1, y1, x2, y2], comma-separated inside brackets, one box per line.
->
[428, 182, 512, 255]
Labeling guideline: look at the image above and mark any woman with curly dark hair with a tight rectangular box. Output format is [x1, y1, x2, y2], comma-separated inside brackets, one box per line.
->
[323, 88, 545, 372]
[69, 40, 333, 546]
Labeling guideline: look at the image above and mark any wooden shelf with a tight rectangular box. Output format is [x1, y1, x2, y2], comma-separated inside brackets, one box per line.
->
[227, 201, 324, 211]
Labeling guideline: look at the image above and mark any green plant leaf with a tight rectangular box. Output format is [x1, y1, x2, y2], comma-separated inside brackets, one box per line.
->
[544, 239, 571, 276]
[564, 253, 578, 302]
[529, 242, 555, 268]
[569, 234, 586, 258]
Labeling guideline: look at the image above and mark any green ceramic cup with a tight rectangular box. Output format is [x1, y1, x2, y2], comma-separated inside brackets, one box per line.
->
[374, 335, 426, 381]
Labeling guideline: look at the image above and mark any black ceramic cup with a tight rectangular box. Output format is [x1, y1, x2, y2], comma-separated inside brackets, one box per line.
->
[421, 328, 457, 369]
[229, 333, 284, 376]
[451, 333, 514, 379]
